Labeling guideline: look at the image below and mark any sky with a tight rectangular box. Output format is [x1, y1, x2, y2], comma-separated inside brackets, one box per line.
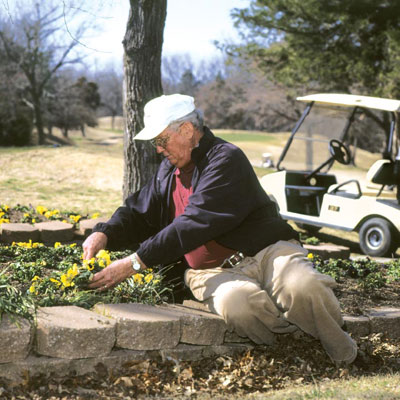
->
[82, 0, 250, 69]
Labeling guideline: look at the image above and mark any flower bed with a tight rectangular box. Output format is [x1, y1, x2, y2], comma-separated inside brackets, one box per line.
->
[0, 204, 99, 227]
[0, 241, 172, 320]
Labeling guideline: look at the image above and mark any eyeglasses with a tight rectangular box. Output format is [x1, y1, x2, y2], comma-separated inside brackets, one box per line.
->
[150, 133, 171, 149]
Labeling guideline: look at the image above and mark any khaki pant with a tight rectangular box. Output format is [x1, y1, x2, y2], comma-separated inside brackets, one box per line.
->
[185, 240, 357, 364]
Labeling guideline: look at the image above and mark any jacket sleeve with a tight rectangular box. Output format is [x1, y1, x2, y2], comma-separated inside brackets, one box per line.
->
[137, 144, 262, 266]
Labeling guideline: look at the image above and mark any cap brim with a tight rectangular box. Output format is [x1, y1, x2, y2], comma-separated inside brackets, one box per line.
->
[134, 124, 166, 140]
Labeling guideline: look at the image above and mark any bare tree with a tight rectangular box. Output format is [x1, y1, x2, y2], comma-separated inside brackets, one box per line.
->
[94, 63, 123, 131]
[122, 0, 166, 199]
[0, 1, 87, 144]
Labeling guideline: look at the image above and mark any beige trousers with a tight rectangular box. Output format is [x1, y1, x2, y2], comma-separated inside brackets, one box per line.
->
[185, 240, 357, 364]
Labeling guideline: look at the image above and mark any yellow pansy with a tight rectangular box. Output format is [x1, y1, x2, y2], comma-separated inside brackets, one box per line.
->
[0, 211, 5, 218]
[144, 274, 153, 283]
[91, 213, 100, 219]
[96, 250, 111, 267]
[133, 273, 144, 284]
[36, 205, 48, 215]
[307, 253, 314, 259]
[69, 214, 81, 223]
[54, 242, 62, 248]
[50, 278, 61, 287]
[69, 243, 77, 248]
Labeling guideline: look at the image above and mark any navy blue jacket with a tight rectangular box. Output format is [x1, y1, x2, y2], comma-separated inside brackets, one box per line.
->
[93, 127, 298, 267]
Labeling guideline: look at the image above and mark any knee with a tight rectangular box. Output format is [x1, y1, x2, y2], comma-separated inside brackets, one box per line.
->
[212, 281, 258, 325]
[281, 266, 335, 302]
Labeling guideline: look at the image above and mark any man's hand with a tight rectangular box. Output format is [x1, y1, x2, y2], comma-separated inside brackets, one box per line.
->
[82, 232, 108, 260]
[88, 253, 147, 291]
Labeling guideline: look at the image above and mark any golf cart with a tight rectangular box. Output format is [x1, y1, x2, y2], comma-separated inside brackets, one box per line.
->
[259, 93, 400, 257]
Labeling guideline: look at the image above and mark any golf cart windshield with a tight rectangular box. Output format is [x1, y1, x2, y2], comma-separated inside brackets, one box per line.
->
[278, 97, 395, 172]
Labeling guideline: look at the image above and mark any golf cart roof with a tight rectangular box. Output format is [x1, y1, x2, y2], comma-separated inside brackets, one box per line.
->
[297, 93, 400, 112]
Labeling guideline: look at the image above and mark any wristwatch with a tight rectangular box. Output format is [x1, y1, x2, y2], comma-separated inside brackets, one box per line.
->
[130, 253, 141, 272]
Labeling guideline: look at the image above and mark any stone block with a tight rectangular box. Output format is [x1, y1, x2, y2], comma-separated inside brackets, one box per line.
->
[304, 243, 350, 260]
[0, 223, 40, 243]
[158, 304, 227, 345]
[0, 349, 150, 384]
[34, 221, 74, 243]
[366, 307, 400, 339]
[93, 303, 181, 350]
[78, 217, 109, 237]
[35, 306, 116, 359]
[0, 315, 32, 364]
[343, 314, 370, 337]
[224, 330, 251, 343]
[160, 343, 253, 363]
[182, 299, 211, 313]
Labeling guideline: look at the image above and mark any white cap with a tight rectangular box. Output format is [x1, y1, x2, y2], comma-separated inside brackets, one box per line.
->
[134, 94, 195, 140]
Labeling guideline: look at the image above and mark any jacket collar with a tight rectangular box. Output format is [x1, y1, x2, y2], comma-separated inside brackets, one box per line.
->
[191, 126, 216, 165]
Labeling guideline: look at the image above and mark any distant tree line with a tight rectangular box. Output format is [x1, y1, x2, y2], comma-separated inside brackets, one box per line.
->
[1, 0, 399, 155]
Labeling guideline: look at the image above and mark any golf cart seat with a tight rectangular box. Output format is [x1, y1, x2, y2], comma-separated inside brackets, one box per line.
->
[364, 159, 397, 199]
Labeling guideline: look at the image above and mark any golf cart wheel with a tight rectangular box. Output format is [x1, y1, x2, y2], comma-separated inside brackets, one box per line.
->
[296, 223, 321, 234]
[359, 218, 395, 257]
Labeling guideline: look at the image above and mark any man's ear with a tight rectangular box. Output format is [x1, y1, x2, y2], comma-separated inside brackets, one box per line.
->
[180, 121, 195, 138]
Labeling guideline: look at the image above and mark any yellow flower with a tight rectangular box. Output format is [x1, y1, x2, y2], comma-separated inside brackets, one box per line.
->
[83, 258, 95, 270]
[69, 243, 77, 248]
[44, 211, 52, 219]
[60, 273, 75, 288]
[32, 275, 40, 282]
[54, 242, 62, 248]
[133, 273, 144, 284]
[96, 250, 111, 267]
[144, 274, 153, 283]
[29, 284, 36, 294]
[1, 205, 9, 211]
[91, 213, 100, 219]
[307, 253, 314, 259]
[0, 218, 10, 224]
[69, 214, 81, 223]
[0, 211, 5, 218]
[67, 264, 79, 278]
[62, 219, 68, 223]
[36, 205, 48, 215]
[50, 278, 61, 287]
[32, 218, 36, 223]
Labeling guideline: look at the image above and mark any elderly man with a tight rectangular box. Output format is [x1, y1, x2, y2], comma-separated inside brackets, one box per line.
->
[83, 94, 357, 365]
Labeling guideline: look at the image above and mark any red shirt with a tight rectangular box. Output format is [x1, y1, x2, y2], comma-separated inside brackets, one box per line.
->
[171, 163, 235, 269]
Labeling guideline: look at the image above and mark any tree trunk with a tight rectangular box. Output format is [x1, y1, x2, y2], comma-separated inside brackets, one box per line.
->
[32, 93, 46, 145]
[122, 0, 166, 200]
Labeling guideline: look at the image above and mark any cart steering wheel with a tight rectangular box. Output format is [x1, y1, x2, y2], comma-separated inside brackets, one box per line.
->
[305, 139, 351, 181]
[329, 139, 351, 165]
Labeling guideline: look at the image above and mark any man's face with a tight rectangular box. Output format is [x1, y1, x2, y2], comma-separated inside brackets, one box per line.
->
[153, 123, 194, 168]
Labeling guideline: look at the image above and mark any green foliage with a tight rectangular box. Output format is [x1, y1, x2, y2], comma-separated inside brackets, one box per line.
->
[231, 0, 400, 98]
[310, 254, 396, 289]
[0, 242, 173, 320]
[304, 236, 320, 245]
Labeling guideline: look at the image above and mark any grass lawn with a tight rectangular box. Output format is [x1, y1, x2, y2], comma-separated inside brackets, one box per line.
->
[1, 124, 399, 397]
